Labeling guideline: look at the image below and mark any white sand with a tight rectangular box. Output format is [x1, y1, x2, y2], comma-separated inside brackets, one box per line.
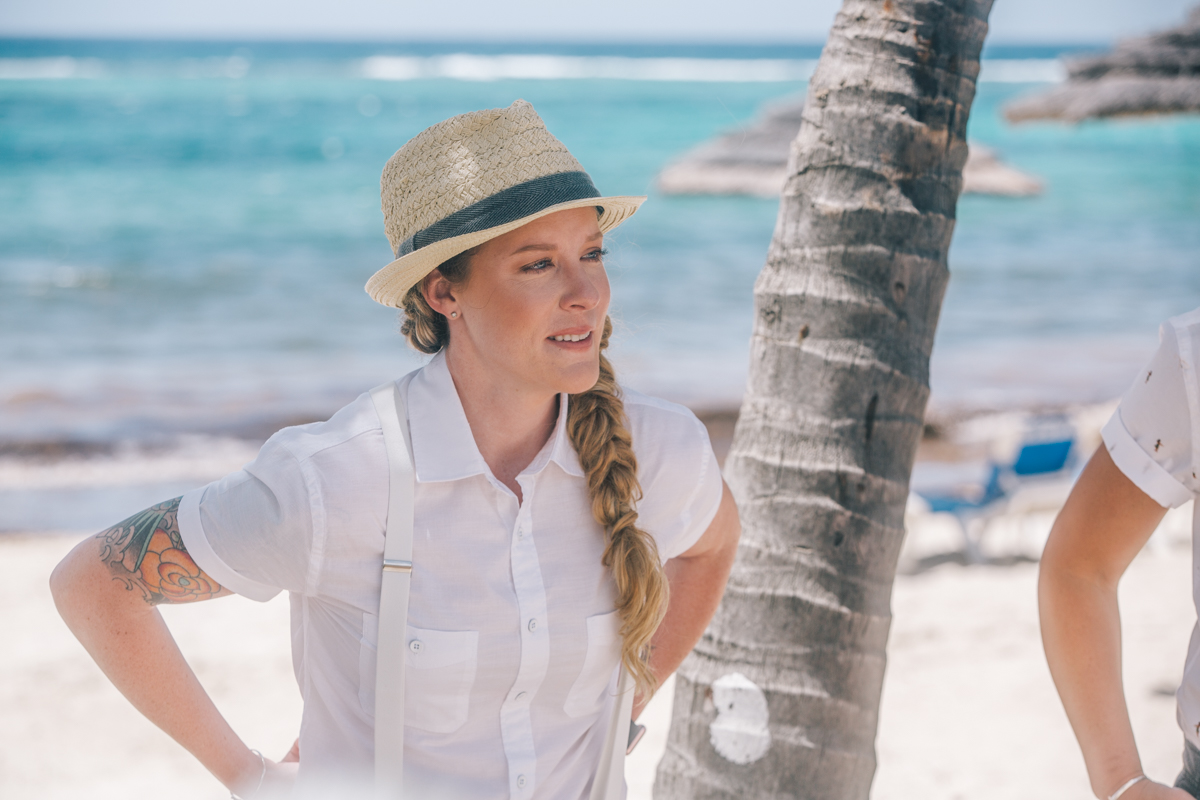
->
[873, 547, 1193, 798]
[0, 533, 302, 799]
[2, 527, 1194, 799]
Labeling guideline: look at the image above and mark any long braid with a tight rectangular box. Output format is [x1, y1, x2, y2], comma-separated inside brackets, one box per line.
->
[402, 272, 669, 698]
[567, 317, 669, 698]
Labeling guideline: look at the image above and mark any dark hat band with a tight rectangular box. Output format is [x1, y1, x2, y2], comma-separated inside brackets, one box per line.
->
[395, 171, 602, 258]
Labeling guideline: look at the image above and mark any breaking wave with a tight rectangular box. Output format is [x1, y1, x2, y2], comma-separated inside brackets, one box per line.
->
[0, 54, 1065, 84]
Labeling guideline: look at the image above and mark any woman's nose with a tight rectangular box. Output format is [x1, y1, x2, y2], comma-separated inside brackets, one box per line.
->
[561, 262, 603, 310]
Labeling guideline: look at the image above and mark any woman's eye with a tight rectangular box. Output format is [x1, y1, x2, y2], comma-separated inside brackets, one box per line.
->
[585, 248, 608, 261]
[522, 259, 554, 272]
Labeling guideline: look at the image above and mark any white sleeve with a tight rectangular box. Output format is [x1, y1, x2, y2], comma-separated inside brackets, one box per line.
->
[630, 401, 725, 562]
[178, 432, 315, 601]
[1101, 318, 1199, 509]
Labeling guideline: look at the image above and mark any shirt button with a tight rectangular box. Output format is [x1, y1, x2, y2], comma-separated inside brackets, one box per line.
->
[514, 691, 527, 701]
[527, 618, 538, 632]
[516, 775, 527, 789]
[409, 640, 423, 653]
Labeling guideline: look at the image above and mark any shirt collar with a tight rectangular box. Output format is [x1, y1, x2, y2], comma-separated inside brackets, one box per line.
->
[543, 391, 586, 479]
[406, 351, 585, 483]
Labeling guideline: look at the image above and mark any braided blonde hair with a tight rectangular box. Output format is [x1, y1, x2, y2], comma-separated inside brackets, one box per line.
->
[401, 257, 669, 697]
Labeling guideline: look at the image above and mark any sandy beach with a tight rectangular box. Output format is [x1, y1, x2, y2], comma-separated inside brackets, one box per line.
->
[3, 498, 1194, 799]
[4, 402, 1196, 798]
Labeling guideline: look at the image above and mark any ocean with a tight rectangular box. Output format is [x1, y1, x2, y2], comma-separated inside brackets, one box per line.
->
[2, 39, 1198, 530]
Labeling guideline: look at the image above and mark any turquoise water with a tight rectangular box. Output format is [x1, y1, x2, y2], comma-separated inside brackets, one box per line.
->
[2, 40, 1198, 445]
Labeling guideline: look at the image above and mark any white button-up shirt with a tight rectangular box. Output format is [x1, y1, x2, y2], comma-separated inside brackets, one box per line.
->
[178, 351, 723, 798]
[1102, 306, 1200, 748]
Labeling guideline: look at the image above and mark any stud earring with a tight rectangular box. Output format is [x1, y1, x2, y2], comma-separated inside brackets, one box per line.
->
[450, 311, 458, 318]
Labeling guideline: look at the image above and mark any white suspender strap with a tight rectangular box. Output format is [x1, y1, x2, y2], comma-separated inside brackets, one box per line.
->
[588, 667, 635, 800]
[369, 379, 416, 798]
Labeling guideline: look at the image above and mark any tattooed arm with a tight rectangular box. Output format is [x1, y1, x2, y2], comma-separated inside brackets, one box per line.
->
[51, 498, 291, 796]
[94, 497, 231, 604]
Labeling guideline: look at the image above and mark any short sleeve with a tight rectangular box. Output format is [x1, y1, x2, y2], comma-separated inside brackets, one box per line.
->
[1101, 317, 1200, 509]
[625, 394, 725, 561]
[178, 432, 315, 601]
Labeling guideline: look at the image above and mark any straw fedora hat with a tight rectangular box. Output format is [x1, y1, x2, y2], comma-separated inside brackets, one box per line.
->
[366, 100, 646, 308]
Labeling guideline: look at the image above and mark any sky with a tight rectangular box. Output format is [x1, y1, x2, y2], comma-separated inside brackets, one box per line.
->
[0, 0, 1195, 44]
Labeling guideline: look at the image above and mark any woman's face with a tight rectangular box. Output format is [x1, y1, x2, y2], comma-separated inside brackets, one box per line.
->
[425, 206, 611, 398]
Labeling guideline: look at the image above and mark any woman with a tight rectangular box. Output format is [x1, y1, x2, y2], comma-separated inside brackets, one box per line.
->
[1041, 306, 1200, 799]
[50, 100, 740, 799]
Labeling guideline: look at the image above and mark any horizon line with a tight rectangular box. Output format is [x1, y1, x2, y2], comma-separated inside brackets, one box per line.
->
[0, 34, 1112, 49]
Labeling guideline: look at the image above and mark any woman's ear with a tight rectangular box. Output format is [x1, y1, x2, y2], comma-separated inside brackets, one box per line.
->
[421, 270, 458, 319]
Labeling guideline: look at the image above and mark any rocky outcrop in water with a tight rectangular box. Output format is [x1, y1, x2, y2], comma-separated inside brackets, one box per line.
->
[656, 99, 1042, 198]
[1005, 6, 1200, 122]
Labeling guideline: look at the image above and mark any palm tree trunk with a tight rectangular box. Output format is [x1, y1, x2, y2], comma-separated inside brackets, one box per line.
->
[654, 0, 994, 797]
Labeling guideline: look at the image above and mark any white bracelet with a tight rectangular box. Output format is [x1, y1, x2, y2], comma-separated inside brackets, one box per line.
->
[1107, 774, 1146, 800]
[231, 749, 266, 800]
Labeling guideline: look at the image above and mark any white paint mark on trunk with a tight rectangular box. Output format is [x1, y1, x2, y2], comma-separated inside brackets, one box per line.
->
[709, 672, 772, 764]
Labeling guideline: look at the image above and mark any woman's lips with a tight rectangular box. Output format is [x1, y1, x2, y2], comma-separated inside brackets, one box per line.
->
[548, 330, 593, 349]
[549, 330, 592, 343]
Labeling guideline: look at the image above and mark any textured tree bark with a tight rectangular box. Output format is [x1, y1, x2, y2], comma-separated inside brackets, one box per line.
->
[653, 1, 993, 798]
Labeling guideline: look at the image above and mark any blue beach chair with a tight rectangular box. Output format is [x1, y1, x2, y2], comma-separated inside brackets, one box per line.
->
[916, 434, 1076, 563]
[1010, 439, 1075, 478]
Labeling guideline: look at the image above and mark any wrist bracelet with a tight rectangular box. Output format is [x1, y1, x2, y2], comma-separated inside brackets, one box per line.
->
[231, 749, 266, 800]
[1108, 774, 1146, 800]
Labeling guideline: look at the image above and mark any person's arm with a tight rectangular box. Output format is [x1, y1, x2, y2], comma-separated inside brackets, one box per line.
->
[1039, 447, 1189, 800]
[50, 497, 293, 796]
[637, 480, 740, 718]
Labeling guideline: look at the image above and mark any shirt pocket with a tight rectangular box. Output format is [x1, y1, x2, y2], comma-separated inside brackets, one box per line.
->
[358, 615, 480, 735]
[563, 610, 624, 718]
[403, 625, 480, 734]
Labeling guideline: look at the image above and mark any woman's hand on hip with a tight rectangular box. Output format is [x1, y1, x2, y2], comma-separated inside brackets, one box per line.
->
[231, 746, 299, 800]
[262, 755, 300, 799]
[264, 740, 301, 796]
[1121, 779, 1193, 800]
